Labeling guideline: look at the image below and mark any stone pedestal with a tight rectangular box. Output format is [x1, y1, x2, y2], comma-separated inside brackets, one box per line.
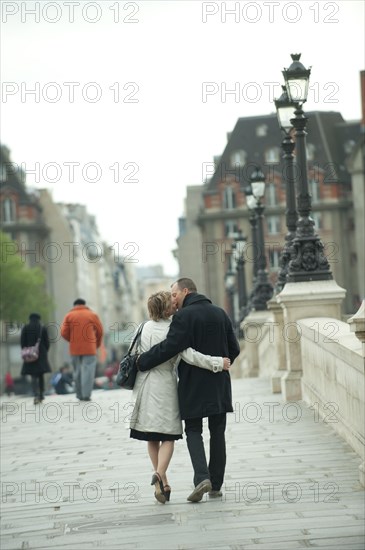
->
[241, 310, 271, 377]
[267, 297, 286, 393]
[347, 299, 365, 487]
[276, 280, 346, 401]
[348, 299, 365, 357]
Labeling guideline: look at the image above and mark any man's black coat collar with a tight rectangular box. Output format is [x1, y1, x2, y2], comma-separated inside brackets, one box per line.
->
[182, 292, 212, 308]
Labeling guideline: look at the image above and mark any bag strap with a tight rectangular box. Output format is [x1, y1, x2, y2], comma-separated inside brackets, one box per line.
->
[128, 321, 146, 354]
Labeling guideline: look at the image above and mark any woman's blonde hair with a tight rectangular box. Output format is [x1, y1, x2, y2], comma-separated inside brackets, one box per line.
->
[147, 291, 171, 321]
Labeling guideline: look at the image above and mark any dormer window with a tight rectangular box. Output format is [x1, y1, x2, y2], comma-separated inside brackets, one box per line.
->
[344, 140, 356, 155]
[265, 147, 280, 163]
[256, 124, 268, 137]
[230, 150, 246, 167]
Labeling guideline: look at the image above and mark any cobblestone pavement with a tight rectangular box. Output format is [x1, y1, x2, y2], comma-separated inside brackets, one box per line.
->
[1, 378, 364, 549]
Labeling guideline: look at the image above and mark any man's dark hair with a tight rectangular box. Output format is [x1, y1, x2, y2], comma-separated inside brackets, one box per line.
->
[73, 298, 86, 306]
[29, 312, 41, 320]
[174, 278, 197, 292]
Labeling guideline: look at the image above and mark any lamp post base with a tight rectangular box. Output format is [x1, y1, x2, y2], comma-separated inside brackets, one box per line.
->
[276, 279, 346, 402]
[287, 230, 332, 283]
[287, 269, 333, 283]
[251, 281, 274, 311]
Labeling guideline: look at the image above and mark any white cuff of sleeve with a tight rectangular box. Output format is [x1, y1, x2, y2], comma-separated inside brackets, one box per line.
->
[212, 357, 223, 373]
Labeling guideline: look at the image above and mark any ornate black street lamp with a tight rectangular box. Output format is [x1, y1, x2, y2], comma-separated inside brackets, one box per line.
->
[282, 54, 332, 282]
[224, 267, 236, 322]
[244, 186, 259, 283]
[274, 85, 298, 291]
[232, 229, 248, 317]
[242, 185, 258, 317]
[247, 167, 274, 311]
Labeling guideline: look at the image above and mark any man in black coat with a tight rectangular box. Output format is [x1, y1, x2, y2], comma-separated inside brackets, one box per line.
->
[138, 278, 240, 502]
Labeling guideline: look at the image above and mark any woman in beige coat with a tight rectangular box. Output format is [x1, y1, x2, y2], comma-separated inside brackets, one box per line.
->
[129, 291, 230, 504]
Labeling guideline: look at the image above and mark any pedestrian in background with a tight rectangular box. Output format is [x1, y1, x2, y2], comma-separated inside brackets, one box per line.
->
[61, 299, 103, 402]
[4, 371, 15, 396]
[20, 313, 51, 404]
[52, 364, 74, 395]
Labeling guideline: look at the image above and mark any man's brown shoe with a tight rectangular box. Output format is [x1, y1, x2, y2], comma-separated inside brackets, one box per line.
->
[187, 479, 212, 502]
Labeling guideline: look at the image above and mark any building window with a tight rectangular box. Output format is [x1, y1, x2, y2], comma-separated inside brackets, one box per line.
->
[179, 217, 187, 237]
[264, 147, 280, 163]
[1, 198, 16, 223]
[309, 179, 320, 203]
[306, 143, 316, 161]
[312, 212, 322, 229]
[0, 164, 7, 182]
[267, 215, 280, 235]
[269, 249, 281, 270]
[225, 220, 239, 238]
[256, 124, 268, 137]
[266, 183, 277, 206]
[223, 187, 236, 210]
[230, 150, 246, 167]
[344, 140, 356, 155]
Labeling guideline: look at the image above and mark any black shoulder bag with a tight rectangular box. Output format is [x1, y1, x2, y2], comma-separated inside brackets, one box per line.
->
[116, 322, 146, 390]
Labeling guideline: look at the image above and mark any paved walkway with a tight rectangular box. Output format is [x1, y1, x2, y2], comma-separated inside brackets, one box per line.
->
[1, 378, 364, 550]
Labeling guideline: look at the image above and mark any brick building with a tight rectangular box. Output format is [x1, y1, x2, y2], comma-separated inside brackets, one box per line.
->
[176, 110, 363, 315]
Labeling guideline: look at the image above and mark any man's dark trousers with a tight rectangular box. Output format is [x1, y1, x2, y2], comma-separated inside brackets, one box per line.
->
[185, 413, 227, 490]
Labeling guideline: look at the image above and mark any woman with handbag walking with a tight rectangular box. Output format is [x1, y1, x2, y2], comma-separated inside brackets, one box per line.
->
[129, 291, 230, 504]
[20, 313, 51, 404]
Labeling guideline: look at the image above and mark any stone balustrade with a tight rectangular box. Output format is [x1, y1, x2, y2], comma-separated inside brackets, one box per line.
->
[298, 316, 364, 486]
[240, 300, 365, 486]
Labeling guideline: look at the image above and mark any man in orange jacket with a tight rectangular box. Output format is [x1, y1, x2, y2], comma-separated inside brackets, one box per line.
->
[61, 298, 104, 401]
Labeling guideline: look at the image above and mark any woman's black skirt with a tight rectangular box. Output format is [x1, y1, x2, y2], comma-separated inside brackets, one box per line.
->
[130, 429, 183, 441]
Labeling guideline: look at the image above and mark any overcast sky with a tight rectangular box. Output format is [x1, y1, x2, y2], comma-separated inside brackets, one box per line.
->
[2, 0, 364, 275]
